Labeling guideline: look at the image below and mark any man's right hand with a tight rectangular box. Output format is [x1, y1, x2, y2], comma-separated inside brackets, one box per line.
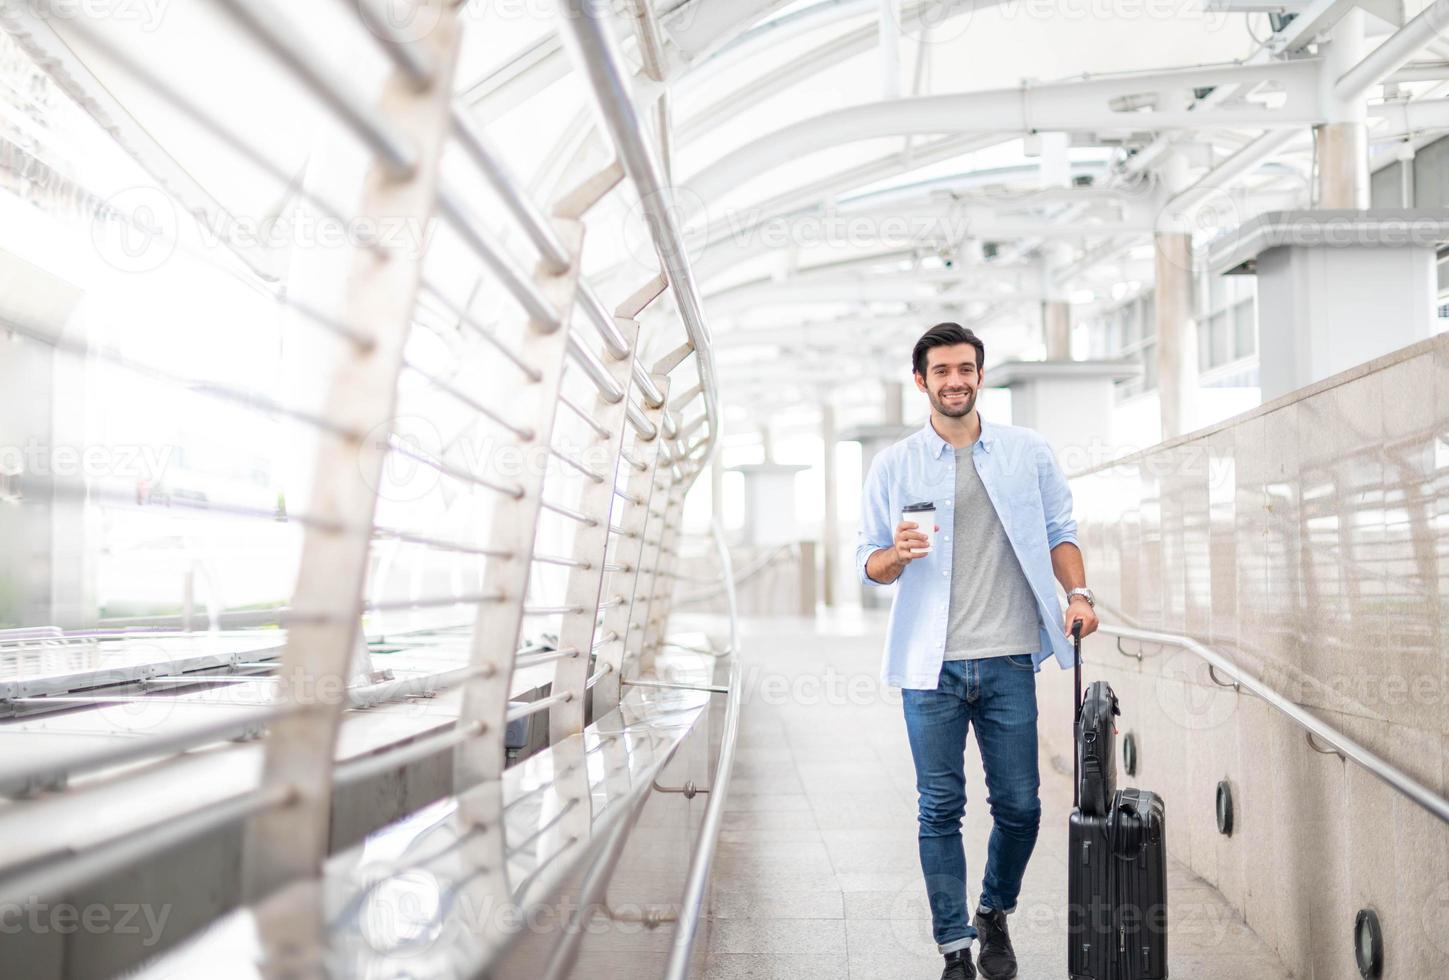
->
[865, 521, 939, 584]
[892, 520, 936, 566]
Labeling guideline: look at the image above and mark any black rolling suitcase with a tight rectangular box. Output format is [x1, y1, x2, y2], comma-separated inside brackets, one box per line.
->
[1067, 624, 1169, 980]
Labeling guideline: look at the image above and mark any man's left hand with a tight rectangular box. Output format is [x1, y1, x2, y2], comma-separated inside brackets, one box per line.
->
[1065, 597, 1098, 639]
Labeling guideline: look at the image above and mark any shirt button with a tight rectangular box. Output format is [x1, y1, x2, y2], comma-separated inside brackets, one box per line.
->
[941, 570, 948, 577]
[944, 535, 950, 542]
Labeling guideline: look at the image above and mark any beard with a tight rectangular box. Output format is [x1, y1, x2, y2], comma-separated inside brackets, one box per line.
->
[929, 385, 977, 418]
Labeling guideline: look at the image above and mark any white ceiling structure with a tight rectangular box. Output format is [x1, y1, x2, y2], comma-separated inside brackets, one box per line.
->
[453, 0, 1449, 429]
[17, 0, 1449, 434]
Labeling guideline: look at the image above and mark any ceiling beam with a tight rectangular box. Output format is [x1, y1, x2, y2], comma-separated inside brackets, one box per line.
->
[683, 59, 1325, 202]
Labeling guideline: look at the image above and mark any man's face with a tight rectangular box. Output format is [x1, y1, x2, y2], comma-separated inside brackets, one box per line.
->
[915, 344, 981, 418]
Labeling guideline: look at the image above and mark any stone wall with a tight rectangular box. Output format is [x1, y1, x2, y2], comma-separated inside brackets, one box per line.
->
[1043, 333, 1449, 979]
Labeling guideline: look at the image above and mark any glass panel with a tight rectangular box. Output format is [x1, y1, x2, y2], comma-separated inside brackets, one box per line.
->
[1208, 272, 1227, 311]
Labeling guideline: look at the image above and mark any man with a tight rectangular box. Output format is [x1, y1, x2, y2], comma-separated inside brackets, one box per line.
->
[856, 323, 1099, 980]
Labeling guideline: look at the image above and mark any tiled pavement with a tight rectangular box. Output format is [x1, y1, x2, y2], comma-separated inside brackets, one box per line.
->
[696, 611, 1293, 980]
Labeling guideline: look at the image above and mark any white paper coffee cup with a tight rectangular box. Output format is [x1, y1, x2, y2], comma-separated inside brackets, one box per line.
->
[901, 502, 936, 555]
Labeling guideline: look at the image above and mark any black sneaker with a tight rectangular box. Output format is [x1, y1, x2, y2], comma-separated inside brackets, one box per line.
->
[940, 948, 976, 980]
[973, 908, 1017, 979]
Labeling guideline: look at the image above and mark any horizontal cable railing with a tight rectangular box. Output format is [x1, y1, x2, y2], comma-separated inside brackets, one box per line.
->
[0, 0, 727, 969]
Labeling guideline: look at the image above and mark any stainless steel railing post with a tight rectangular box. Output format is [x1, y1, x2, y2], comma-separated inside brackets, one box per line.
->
[239, 0, 463, 902]
[626, 461, 676, 679]
[594, 375, 671, 718]
[547, 317, 640, 741]
[452, 217, 588, 815]
[640, 482, 688, 674]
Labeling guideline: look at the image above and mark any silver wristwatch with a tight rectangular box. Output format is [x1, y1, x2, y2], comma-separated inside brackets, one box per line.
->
[1067, 587, 1095, 608]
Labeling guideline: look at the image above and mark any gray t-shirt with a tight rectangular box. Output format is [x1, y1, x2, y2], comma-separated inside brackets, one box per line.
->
[944, 444, 1041, 660]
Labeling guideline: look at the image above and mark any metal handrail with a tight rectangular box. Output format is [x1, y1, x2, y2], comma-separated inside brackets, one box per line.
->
[664, 518, 742, 979]
[557, 0, 720, 468]
[0, 0, 722, 948]
[1095, 620, 1449, 825]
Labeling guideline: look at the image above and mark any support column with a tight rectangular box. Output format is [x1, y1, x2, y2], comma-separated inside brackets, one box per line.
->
[732, 462, 809, 547]
[1316, 124, 1368, 207]
[1317, 10, 1369, 208]
[1154, 151, 1199, 441]
[1397, 141, 1416, 207]
[0, 253, 90, 629]
[1038, 138, 1074, 361]
[1210, 210, 1447, 399]
[1154, 231, 1198, 440]
[1043, 301, 1071, 360]
[989, 360, 1141, 470]
[1041, 239, 1073, 360]
[820, 402, 838, 608]
[883, 381, 903, 426]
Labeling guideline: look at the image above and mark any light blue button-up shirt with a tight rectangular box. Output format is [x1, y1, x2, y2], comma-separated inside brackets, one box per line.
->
[856, 415, 1079, 688]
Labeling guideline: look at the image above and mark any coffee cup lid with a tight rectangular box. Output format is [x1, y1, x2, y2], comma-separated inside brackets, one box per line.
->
[902, 502, 935, 512]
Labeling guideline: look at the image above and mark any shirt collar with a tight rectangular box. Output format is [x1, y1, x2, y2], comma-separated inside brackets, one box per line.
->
[919, 413, 996, 459]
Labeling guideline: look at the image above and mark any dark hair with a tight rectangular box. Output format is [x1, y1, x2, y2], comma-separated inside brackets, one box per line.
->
[912, 322, 984, 378]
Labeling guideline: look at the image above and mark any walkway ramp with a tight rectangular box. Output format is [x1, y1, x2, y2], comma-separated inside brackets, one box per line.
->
[699, 612, 1292, 980]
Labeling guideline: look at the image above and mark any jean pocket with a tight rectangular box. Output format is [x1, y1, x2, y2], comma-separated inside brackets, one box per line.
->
[1005, 654, 1036, 671]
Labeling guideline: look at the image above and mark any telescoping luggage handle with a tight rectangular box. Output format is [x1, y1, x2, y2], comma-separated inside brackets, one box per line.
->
[1071, 619, 1083, 810]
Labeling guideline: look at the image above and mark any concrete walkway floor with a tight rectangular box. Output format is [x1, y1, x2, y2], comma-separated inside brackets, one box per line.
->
[697, 610, 1293, 980]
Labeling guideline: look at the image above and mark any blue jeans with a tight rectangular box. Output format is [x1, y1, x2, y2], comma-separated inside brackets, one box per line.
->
[902, 655, 1042, 954]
